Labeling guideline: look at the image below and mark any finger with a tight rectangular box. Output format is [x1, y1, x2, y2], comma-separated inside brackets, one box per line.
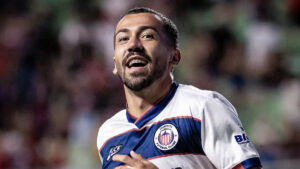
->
[130, 151, 144, 160]
[112, 154, 135, 166]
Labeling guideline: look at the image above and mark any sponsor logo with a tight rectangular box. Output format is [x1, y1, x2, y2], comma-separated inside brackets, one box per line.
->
[154, 124, 179, 151]
[107, 144, 122, 161]
[234, 133, 250, 144]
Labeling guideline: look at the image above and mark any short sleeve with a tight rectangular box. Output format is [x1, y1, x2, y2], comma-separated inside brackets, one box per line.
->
[97, 126, 104, 164]
[201, 92, 262, 169]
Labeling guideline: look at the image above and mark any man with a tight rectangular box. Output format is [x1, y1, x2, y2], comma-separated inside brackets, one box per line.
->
[97, 7, 262, 169]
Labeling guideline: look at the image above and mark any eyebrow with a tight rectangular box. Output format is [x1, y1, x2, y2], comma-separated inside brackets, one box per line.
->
[115, 26, 160, 37]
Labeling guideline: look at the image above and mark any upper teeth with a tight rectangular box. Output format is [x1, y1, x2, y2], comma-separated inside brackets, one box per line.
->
[128, 59, 147, 67]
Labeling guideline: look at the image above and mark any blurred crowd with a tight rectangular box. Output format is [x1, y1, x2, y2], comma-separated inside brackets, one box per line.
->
[0, 0, 299, 168]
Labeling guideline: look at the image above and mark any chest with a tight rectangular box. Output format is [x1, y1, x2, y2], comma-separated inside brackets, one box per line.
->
[101, 117, 204, 169]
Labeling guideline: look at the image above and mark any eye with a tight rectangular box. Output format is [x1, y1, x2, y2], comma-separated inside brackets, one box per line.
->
[118, 36, 129, 42]
[141, 34, 154, 39]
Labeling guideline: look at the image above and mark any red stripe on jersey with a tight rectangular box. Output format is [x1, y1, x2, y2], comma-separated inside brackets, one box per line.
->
[147, 152, 206, 160]
[233, 163, 245, 169]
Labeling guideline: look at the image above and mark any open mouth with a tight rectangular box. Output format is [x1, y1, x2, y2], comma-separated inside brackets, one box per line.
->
[127, 59, 148, 68]
[126, 56, 149, 68]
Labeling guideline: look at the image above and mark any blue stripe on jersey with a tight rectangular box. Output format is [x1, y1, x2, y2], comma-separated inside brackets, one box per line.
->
[101, 117, 203, 169]
[126, 111, 136, 123]
[126, 82, 178, 127]
[242, 157, 262, 169]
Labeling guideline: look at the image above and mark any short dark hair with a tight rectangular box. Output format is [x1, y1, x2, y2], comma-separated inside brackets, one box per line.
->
[115, 7, 179, 49]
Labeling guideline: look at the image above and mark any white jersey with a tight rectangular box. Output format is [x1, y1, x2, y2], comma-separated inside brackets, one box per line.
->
[97, 83, 262, 169]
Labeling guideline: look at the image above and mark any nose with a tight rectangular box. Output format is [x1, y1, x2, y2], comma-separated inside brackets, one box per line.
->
[128, 36, 144, 52]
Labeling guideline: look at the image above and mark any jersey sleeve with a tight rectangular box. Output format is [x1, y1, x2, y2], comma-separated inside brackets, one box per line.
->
[200, 92, 262, 169]
[97, 125, 104, 165]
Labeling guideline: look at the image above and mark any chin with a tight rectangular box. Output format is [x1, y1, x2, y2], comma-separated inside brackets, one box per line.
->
[124, 76, 154, 91]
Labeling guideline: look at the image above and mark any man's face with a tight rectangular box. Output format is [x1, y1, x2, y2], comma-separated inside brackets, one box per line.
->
[113, 13, 173, 91]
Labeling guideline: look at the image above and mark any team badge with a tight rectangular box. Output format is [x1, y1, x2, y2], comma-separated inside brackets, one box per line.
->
[154, 124, 179, 151]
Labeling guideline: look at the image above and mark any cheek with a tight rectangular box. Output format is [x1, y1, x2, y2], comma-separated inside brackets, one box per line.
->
[115, 60, 123, 73]
[114, 49, 125, 67]
[152, 48, 170, 64]
[148, 43, 167, 57]
[113, 55, 123, 74]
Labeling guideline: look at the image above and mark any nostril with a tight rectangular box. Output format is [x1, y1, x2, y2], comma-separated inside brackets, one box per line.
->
[128, 47, 144, 53]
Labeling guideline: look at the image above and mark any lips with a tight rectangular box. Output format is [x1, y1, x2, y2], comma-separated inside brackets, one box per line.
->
[126, 55, 149, 68]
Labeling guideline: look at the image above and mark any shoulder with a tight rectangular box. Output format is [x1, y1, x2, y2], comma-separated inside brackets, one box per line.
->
[99, 109, 127, 131]
[177, 84, 230, 104]
[176, 83, 237, 115]
[177, 83, 213, 98]
[97, 109, 127, 150]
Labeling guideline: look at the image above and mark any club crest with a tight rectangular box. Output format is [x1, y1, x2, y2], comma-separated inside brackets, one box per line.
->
[154, 124, 179, 151]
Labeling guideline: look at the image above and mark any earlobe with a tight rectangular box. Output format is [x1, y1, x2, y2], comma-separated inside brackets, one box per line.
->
[113, 66, 117, 75]
[113, 57, 117, 75]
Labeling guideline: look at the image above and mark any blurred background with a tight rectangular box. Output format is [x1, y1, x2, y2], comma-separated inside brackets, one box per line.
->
[0, 0, 299, 168]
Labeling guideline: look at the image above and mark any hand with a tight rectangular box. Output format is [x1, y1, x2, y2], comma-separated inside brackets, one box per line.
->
[112, 150, 158, 169]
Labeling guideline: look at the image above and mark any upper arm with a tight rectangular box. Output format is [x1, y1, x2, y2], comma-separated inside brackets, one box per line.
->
[200, 93, 262, 169]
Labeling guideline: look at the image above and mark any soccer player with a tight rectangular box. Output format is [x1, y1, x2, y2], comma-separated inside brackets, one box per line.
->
[97, 7, 262, 169]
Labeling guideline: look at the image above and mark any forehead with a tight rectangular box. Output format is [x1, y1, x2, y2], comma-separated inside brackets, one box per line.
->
[115, 13, 163, 33]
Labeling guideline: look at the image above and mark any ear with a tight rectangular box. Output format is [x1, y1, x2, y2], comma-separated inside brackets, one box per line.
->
[112, 57, 118, 75]
[169, 49, 181, 67]
[113, 66, 117, 75]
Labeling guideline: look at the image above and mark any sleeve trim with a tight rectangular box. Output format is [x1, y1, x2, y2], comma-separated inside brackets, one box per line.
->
[233, 157, 262, 169]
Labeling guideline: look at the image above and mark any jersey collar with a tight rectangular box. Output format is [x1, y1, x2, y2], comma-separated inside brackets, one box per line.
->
[126, 82, 178, 128]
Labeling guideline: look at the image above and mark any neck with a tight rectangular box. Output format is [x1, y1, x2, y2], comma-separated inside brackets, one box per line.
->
[124, 77, 173, 118]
